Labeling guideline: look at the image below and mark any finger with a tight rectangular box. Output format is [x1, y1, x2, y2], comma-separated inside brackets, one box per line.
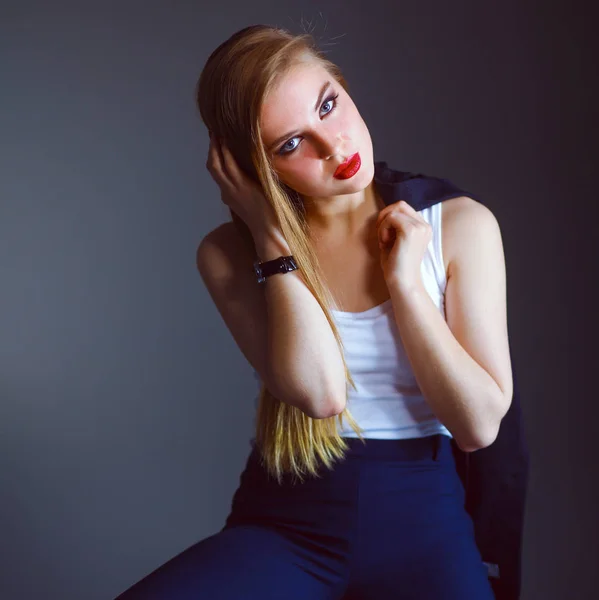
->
[206, 134, 219, 170]
[377, 208, 405, 238]
[206, 136, 231, 186]
[375, 205, 395, 231]
[397, 201, 427, 224]
[219, 142, 243, 187]
[397, 199, 417, 214]
[376, 201, 406, 231]
[376, 200, 421, 231]
[377, 212, 400, 243]
[378, 210, 422, 243]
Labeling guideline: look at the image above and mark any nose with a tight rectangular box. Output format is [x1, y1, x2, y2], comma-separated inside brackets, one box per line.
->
[318, 132, 345, 160]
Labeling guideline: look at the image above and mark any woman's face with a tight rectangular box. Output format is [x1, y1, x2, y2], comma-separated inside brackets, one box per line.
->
[259, 60, 375, 201]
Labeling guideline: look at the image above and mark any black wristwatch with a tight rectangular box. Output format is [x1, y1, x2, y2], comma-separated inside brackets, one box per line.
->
[253, 255, 298, 284]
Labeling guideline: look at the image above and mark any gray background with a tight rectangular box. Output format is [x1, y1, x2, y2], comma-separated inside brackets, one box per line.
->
[1, 1, 597, 599]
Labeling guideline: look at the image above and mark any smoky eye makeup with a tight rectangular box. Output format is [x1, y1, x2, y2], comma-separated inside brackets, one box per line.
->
[276, 92, 340, 156]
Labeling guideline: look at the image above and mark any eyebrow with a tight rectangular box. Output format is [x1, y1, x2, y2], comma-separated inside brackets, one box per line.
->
[267, 81, 332, 152]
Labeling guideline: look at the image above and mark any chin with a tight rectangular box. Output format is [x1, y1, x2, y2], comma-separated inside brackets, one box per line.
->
[349, 157, 375, 190]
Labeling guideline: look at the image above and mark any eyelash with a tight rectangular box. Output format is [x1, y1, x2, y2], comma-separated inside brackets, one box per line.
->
[277, 93, 340, 156]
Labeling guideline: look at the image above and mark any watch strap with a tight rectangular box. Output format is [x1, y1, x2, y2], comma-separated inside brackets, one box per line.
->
[253, 255, 298, 284]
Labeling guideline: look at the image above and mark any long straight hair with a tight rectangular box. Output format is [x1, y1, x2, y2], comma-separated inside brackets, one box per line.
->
[195, 24, 365, 484]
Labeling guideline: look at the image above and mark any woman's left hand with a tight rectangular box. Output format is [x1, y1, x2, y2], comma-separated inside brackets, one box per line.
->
[375, 200, 432, 290]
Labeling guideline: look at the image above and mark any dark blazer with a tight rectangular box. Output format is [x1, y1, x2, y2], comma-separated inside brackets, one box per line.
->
[374, 161, 530, 600]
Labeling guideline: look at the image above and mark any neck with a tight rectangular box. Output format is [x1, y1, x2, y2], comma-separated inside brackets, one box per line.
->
[303, 179, 385, 237]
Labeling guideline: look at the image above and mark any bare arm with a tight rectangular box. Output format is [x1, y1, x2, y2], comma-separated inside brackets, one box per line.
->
[196, 223, 346, 419]
[256, 226, 348, 418]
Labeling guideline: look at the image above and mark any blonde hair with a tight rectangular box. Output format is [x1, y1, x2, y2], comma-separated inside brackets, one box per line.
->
[195, 24, 365, 484]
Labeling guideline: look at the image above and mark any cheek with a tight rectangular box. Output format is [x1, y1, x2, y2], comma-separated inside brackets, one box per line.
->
[275, 162, 315, 188]
[341, 100, 364, 129]
[355, 114, 370, 141]
[289, 163, 319, 187]
[339, 114, 368, 149]
[284, 164, 326, 195]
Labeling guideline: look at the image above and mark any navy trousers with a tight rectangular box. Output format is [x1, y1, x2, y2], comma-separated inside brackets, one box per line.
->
[115, 434, 495, 599]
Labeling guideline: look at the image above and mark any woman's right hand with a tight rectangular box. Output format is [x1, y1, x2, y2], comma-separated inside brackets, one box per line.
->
[206, 133, 280, 237]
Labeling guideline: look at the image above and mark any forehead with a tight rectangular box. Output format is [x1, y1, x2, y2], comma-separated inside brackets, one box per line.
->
[260, 61, 330, 131]
[268, 60, 327, 98]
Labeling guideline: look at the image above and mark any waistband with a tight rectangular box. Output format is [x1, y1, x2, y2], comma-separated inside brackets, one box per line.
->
[340, 434, 449, 462]
[249, 433, 450, 464]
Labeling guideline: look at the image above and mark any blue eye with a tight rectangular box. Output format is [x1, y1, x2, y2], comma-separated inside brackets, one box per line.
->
[277, 93, 340, 156]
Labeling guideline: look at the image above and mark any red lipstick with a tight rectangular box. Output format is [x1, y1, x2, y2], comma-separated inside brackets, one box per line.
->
[333, 153, 361, 179]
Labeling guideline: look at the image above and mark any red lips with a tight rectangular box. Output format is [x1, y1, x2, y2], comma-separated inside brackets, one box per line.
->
[333, 153, 361, 179]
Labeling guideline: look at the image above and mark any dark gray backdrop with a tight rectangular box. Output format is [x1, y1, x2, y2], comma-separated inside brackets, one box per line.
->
[1, 1, 597, 599]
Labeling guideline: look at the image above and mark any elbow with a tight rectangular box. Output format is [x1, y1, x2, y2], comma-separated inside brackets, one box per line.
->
[303, 378, 347, 419]
[325, 399, 347, 419]
[457, 424, 499, 453]
[457, 438, 488, 453]
[455, 437, 479, 453]
[307, 397, 346, 420]
[458, 389, 507, 452]
[477, 423, 500, 450]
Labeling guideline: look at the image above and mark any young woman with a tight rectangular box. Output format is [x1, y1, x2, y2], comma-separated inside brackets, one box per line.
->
[116, 23, 513, 600]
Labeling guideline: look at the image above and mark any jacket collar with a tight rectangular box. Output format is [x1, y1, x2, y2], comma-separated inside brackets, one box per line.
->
[373, 161, 482, 211]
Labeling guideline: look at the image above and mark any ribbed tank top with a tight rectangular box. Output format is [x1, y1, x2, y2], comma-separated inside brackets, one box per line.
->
[251, 201, 452, 440]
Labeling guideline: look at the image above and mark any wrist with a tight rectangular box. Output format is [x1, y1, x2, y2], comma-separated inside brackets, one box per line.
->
[253, 228, 291, 262]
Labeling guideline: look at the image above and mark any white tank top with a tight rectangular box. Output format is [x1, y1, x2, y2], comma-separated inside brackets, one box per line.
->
[251, 202, 452, 440]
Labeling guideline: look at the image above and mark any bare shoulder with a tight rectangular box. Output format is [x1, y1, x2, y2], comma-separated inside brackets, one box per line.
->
[195, 221, 269, 385]
[441, 195, 499, 279]
[196, 221, 252, 271]
[195, 219, 261, 329]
